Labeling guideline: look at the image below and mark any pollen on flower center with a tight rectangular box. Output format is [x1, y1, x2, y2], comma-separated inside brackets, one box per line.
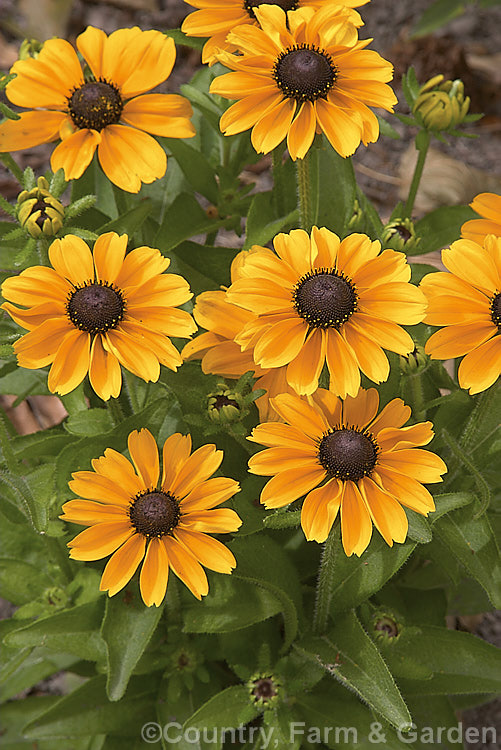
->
[273, 45, 337, 103]
[490, 292, 501, 330]
[243, 0, 298, 18]
[318, 428, 378, 481]
[67, 281, 126, 334]
[292, 269, 358, 328]
[68, 80, 123, 131]
[129, 491, 180, 538]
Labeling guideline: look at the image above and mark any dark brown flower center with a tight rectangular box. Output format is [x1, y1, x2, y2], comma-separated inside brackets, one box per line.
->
[318, 428, 378, 481]
[68, 80, 123, 131]
[293, 270, 357, 328]
[244, 0, 298, 18]
[67, 282, 126, 334]
[491, 292, 501, 331]
[273, 45, 337, 102]
[129, 491, 180, 538]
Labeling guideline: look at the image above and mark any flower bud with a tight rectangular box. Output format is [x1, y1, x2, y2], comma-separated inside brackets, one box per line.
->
[373, 611, 401, 641]
[207, 385, 242, 423]
[248, 673, 281, 709]
[17, 176, 64, 238]
[18, 38, 44, 60]
[381, 217, 420, 253]
[400, 344, 428, 375]
[413, 75, 470, 131]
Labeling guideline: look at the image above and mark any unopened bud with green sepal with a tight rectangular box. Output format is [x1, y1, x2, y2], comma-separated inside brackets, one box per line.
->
[400, 344, 428, 375]
[17, 176, 64, 238]
[413, 75, 470, 132]
[381, 217, 420, 253]
[18, 38, 44, 60]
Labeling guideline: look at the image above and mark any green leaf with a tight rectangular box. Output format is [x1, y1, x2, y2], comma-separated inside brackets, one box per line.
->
[244, 191, 298, 249]
[23, 674, 160, 739]
[4, 601, 107, 662]
[414, 205, 476, 255]
[405, 510, 432, 544]
[182, 575, 282, 633]
[65, 408, 114, 436]
[392, 625, 501, 695]
[183, 686, 259, 750]
[169, 240, 236, 294]
[101, 594, 164, 701]
[296, 611, 412, 731]
[0, 466, 49, 532]
[411, 0, 467, 37]
[230, 534, 302, 649]
[377, 114, 401, 139]
[97, 199, 154, 237]
[433, 503, 501, 607]
[162, 138, 219, 203]
[316, 144, 357, 237]
[330, 535, 416, 614]
[154, 192, 227, 253]
[164, 28, 205, 50]
[0, 558, 52, 606]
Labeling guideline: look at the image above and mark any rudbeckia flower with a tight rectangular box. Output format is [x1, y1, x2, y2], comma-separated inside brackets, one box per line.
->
[60, 428, 241, 606]
[0, 27, 195, 192]
[181, 0, 366, 65]
[225, 227, 427, 398]
[461, 192, 501, 244]
[421, 235, 501, 394]
[1, 232, 197, 400]
[248, 388, 447, 555]
[209, 4, 396, 159]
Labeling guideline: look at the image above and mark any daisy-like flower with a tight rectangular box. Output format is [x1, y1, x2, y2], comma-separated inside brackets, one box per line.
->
[461, 192, 501, 244]
[0, 27, 195, 192]
[421, 235, 501, 394]
[248, 388, 447, 555]
[209, 4, 396, 159]
[225, 227, 427, 398]
[60, 428, 241, 606]
[1, 232, 197, 400]
[181, 0, 366, 65]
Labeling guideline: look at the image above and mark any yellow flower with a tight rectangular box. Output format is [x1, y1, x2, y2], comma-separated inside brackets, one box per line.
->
[1, 232, 197, 400]
[225, 227, 426, 398]
[0, 27, 195, 192]
[209, 4, 396, 159]
[60, 428, 241, 606]
[421, 235, 501, 394]
[461, 192, 501, 245]
[248, 388, 447, 555]
[181, 0, 366, 65]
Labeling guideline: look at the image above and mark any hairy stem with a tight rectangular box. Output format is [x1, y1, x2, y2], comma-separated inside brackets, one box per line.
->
[403, 130, 430, 219]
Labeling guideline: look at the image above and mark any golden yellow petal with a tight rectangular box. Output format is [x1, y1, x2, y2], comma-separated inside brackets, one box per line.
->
[377, 422, 434, 451]
[254, 317, 308, 368]
[249, 421, 317, 451]
[170, 444, 223, 499]
[93, 232, 128, 284]
[122, 94, 195, 138]
[1, 265, 69, 307]
[179, 508, 242, 533]
[340, 480, 373, 556]
[100, 534, 146, 597]
[309, 387, 343, 427]
[458, 336, 501, 394]
[336, 233, 380, 279]
[315, 98, 362, 157]
[68, 472, 132, 506]
[287, 101, 317, 160]
[140, 537, 169, 607]
[51, 128, 101, 181]
[375, 467, 435, 515]
[13, 318, 70, 369]
[47, 329, 91, 396]
[301, 479, 342, 543]
[369, 398, 410, 434]
[97, 125, 166, 193]
[218, 92, 283, 137]
[358, 282, 427, 325]
[126, 273, 192, 308]
[127, 429, 160, 489]
[163, 536, 208, 600]
[90, 448, 143, 498]
[325, 328, 360, 398]
[174, 529, 236, 574]
[442, 239, 500, 294]
[68, 522, 134, 560]
[379, 448, 447, 484]
[88, 335, 122, 401]
[48, 235, 95, 286]
[104, 328, 161, 381]
[285, 328, 325, 395]
[248, 446, 318, 476]
[0, 111, 66, 152]
[76, 26, 107, 80]
[251, 97, 296, 154]
[343, 324, 390, 384]
[353, 248, 411, 288]
[342, 387, 379, 429]
[269, 392, 328, 439]
[114, 246, 170, 288]
[180, 477, 240, 513]
[350, 314, 415, 355]
[425, 321, 495, 359]
[260, 465, 327, 509]
[59, 499, 128, 525]
[161, 433, 192, 489]
[358, 477, 408, 547]
[1, 301, 63, 332]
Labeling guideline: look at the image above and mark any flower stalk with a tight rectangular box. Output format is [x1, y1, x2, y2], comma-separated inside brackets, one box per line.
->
[403, 130, 430, 219]
[313, 523, 340, 634]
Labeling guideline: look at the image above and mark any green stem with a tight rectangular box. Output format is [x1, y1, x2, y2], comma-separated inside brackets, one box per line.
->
[0, 407, 19, 473]
[271, 146, 286, 217]
[459, 385, 498, 451]
[107, 397, 125, 426]
[295, 149, 318, 231]
[313, 523, 340, 634]
[45, 536, 73, 584]
[407, 372, 426, 422]
[441, 429, 491, 517]
[403, 130, 430, 219]
[123, 371, 141, 414]
[0, 153, 23, 183]
[36, 237, 51, 266]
